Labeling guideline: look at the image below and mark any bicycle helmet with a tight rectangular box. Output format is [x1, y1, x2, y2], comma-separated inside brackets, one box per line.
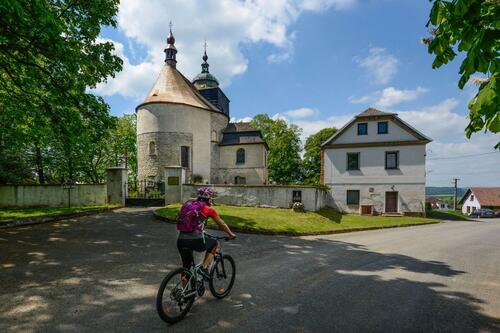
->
[197, 186, 216, 200]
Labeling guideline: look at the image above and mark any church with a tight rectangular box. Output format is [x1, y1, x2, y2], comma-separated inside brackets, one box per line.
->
[136, 28, 268, 185]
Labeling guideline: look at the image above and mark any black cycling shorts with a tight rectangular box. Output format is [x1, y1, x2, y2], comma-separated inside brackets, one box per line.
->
[177, 236, 217, 269]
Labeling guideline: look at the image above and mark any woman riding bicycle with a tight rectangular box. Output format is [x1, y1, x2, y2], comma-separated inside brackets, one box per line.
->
[176, 187, 236, 280]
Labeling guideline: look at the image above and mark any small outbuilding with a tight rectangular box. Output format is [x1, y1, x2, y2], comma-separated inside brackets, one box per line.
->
[459, 187, 500, 214]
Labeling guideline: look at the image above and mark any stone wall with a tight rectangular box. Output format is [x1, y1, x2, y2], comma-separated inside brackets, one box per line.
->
[180, 184, 335, 211]
[0, 184, 107, 208]
[137, 131, 193, 181]
[210, 112, 229, 183]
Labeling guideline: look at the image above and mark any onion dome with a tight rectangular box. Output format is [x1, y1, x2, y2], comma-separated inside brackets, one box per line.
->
[193, 42, 219, 89]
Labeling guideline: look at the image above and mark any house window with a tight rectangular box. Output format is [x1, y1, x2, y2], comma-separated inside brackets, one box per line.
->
[347, 190, 360, 205]
[181, 146, 189, 168]
[149, 141, 156, 155]
[236, 148, 245, 164]
[472, 206, 476, 212]
[470, 195, 474, 201]
[357, 123, 368, 135]
[347, 153, 360, 170]
[385, 151, 399, 169]
[235, 176, 246, 184]
[211, 130, 218, 142]
[378, 121, 388, 134]
[467, 206, 471, 213]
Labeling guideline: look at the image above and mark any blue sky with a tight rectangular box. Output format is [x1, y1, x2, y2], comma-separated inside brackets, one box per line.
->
[94, 0, 499, 187]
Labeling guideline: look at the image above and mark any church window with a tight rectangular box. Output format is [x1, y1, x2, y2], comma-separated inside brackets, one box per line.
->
[181, 146, 190, 168]
[211, 130, 218, 142]
[236, 148, 245, 164]
[149, 141, 156, 155]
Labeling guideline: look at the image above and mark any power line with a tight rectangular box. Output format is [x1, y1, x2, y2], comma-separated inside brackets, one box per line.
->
[428, 151, 499, 160]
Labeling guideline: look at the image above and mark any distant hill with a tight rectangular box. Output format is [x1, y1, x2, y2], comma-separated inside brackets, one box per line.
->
[426, 187, 467, 197]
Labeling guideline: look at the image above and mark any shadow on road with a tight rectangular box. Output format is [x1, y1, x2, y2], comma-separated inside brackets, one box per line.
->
[0, 208, 499, 332]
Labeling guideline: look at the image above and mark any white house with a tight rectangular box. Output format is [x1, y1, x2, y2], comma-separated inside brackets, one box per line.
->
[459, 187, 500, 214]
[320, 108, 432, 215]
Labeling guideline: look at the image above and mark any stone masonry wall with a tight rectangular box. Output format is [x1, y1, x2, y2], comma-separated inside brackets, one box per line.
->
[137, 132, 192, 181]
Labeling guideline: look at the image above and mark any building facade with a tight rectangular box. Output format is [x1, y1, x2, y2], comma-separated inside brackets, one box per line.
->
[321, 108, 432, 215]
[459, 187, 500, 214]
[136, 29, 268, 185]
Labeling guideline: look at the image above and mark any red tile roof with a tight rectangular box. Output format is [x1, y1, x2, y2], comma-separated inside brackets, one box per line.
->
[470, 187, 500, 206]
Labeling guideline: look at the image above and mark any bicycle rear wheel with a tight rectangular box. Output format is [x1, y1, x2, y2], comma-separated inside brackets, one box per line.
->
[156, 267, 196, 323]
[209, 254, 236, 299]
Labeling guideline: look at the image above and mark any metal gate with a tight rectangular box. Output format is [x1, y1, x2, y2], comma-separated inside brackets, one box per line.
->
[125, 179, 165, 207]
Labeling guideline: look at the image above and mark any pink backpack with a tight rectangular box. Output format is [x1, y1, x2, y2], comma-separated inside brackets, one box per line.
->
[176, 200, 207, 233]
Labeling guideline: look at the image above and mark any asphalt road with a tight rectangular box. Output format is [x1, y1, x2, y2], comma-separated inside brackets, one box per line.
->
[1, 209, 500, 333]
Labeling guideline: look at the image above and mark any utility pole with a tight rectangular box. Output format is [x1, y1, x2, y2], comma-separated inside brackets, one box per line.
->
[453, 178, 460, 211]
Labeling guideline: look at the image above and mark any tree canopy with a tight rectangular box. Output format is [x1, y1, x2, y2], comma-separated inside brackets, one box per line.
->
[302, 127, 337, 184]
[424, 0, 500, 147]
[0, 0, 125, 184]
[251, 114, 303, 184]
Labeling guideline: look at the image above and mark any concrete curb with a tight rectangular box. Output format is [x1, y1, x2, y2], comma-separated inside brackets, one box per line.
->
[0, 207, 119, 229]
[153, 210, 442, 237]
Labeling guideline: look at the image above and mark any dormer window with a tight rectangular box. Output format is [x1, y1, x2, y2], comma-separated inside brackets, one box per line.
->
[357, 123, 368, 135]
[378, 121, 388, 134]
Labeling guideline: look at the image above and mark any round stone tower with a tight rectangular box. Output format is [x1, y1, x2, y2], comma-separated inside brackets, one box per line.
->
[135, 28, 229, 183]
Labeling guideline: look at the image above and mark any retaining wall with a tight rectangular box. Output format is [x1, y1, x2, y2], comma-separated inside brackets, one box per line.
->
[180, 184, 336, 211]
[0, 184, 107, 208]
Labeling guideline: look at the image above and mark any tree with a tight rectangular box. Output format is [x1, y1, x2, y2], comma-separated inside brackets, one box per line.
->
[302, 127, 337, 184]
[423, 0, 500, 147]
[0, 0, 123, 184]
[251, 114, 302, 184]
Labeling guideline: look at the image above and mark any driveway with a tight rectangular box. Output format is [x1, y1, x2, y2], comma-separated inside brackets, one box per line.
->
[1, 208, 500, 332]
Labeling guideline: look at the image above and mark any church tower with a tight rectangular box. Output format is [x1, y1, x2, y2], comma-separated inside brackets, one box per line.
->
[192, 43, 230, 117]
[135, 27, 229, 183]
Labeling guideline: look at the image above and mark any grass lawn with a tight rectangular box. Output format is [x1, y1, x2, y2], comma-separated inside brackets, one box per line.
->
[0, 205, 118, 223]
[156, 204, 446, 235]
[427, 210, 471, 221]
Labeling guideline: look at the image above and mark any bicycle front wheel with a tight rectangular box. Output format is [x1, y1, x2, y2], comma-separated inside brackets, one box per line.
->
[209, 254, 236, 299]
[156, 267, 196, 324]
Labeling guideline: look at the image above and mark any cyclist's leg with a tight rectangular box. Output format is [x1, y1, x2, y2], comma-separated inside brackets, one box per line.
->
[177, 238, 195, 286]
[202, 237, 218, 269]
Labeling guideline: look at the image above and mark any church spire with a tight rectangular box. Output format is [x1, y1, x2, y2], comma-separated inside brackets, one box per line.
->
[201, 41, 209, 73]
[164, 22, 177, 67]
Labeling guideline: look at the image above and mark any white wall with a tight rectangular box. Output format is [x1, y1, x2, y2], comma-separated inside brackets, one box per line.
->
[0, 185, 107, 208]
[323, 145, 426, 185]
[461, 191, 481, 214]
[180, 185, 335, 211]
[334, 118, 416, 144]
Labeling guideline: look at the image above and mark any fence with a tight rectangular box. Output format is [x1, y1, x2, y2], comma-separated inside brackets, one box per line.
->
[0, 184, 107, 208]
[179, 184, 336, 211]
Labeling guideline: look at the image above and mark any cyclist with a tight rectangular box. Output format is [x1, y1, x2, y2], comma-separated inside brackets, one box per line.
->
[177, 187, 236, 280]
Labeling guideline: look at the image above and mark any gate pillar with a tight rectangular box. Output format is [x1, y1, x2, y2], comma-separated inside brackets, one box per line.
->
[106, 167, 128, 206]
[164, 166, 186, 205]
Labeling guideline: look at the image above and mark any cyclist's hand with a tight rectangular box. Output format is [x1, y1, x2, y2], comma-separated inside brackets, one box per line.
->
[228, 232, 236, 240]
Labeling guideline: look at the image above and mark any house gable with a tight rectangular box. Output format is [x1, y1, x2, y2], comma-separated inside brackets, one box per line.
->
[322, 108, 431, 147]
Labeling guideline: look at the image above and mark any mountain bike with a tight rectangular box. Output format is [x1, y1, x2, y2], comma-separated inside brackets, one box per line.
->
[156, 233, 236, 324]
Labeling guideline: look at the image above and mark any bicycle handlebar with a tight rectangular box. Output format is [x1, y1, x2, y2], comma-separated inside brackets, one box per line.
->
[205, 233, 230, 241]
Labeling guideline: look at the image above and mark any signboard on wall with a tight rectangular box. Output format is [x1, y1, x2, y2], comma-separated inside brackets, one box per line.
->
[292, 190, 302, 203]
[167, 176, 179, 186]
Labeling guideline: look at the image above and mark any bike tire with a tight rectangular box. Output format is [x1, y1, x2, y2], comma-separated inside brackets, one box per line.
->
[209, 254, 236, 299]
[156, 267, 195, 324]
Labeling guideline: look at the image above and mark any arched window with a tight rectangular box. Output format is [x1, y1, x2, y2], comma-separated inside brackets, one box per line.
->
[149, 141, 156, 155]
[211, 130, 218, 142]
[236, 148, 245, 164]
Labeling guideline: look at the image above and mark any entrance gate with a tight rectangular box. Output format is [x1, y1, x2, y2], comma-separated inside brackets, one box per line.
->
[125, 179, 165, 206]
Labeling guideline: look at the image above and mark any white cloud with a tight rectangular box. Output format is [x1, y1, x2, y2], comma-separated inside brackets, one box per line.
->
[354, 47, 398, 84]
[230, 116, 254, 123]
[95, 0, 356, 100]
[285, 107, 319, 118]
[349, 86, 429, 108]
[376, 86, 429, 108]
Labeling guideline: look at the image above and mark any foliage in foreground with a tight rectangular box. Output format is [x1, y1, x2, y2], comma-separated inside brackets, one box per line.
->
[424, 0, 500, 147]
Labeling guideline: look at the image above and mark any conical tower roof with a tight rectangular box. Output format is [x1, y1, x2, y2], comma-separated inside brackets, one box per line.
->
[137, 64, 220, 112]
